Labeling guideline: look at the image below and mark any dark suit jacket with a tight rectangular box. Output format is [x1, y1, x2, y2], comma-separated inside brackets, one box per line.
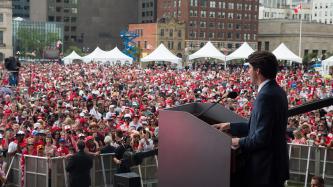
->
[230, 80, 289, 185]
[66, 151, 93, 187]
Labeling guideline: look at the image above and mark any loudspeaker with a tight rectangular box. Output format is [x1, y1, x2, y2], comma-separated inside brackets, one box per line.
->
[114, 172, 141, 187]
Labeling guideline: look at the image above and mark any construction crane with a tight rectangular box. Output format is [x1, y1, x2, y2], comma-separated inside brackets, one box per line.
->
[120, 30, 139, 62]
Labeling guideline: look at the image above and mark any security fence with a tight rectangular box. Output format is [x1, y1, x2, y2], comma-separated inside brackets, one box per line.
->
[287, 143, 333, 187]
[4, 153, 158, 187]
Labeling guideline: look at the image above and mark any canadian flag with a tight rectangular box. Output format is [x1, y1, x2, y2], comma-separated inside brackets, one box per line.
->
[293, 1, 302, 14]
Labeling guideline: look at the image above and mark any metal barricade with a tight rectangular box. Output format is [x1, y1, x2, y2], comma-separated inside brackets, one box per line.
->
[5, 153, 116, 187]
[91, 153, 115, 187]
[6, 154, 22, 187]
[23, 155, 49, 187]
[131, 155, 158, 187]
[287, 143, 333, 187]
[50, 156, 68, 187]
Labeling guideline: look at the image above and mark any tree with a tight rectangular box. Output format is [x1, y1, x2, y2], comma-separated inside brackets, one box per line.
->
[16, 28, 59, 58]
[64, 45, 84, 56]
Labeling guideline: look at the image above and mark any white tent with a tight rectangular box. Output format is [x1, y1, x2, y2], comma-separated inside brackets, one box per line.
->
[63, 51, 82, 64]
[189, 41, 226, 61]
[141, 44, 181, 64]
[82, 47, 110, 63]
[322, 56, 333, 75]
[272, 43, 302, 63]
[106, 47, 133, 64]
[226, 42, 255, 61]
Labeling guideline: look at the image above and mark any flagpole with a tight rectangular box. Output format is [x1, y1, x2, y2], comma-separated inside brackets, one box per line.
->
[298, 3, 302, 57]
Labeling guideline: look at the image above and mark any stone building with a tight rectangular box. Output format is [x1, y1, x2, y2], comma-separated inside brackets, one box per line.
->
[0, 0, 13, 61]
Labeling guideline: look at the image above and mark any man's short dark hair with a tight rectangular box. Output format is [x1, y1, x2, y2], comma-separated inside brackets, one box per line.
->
[247, 51, 278, 79]
[77, 141, 85, 151]
[312, 176, 324, 187]
[115, 130, 123, 139]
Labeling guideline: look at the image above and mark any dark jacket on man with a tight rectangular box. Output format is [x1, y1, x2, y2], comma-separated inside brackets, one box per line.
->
[66, 150, 93, 187]
[230, 80, 289, 187]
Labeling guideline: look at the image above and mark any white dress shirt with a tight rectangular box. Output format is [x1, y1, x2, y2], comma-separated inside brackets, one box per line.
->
[258, 79, 271, 93]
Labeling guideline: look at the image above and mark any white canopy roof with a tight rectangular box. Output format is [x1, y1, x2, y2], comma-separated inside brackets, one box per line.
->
[322, 56, 333, 75]
[82, 47, 109, 63]
[106, 47, 133, 64]
[63, 51, 82, 64]
[322, 56, 333, 65]
[226, 42, 255, 61]
[189, 41, 226, 61]
[141, 44, 181, 64]
[272, 43, 302, 63]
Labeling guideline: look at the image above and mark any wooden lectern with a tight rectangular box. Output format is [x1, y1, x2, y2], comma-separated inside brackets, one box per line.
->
[159, 103, 247, 187]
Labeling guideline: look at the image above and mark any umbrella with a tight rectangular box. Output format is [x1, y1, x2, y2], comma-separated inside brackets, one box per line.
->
[0, 87, 14, 96]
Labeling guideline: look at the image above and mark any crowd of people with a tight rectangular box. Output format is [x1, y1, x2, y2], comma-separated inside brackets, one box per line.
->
[0, 61, 332, 164]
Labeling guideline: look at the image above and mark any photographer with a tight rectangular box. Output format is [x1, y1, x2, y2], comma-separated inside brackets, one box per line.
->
[113, 130, 133, 173]
[4, 56, 21, 86]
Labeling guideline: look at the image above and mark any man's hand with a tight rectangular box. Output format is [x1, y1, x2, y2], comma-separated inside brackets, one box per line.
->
[213, 122, 230, 132]
[231, 138, 240, 150]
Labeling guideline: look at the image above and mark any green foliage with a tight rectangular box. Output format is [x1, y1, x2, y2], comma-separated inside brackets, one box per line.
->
[16, 28, 59, 58]
[64, 45, 84, 56]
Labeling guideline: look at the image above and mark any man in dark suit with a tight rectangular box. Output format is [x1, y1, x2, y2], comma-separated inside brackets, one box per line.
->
[66, 141, 93, 187]
[214, 51, 289, 187]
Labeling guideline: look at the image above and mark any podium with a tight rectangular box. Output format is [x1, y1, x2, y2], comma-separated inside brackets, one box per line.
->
[159, 103, 247, 187]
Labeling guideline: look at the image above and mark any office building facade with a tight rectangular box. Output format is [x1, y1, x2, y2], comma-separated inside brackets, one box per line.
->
[139, 0, 157, 23]
[0, 0, 13, 61]
[30, 0, 79, 47]
[12, 0, 30, 18]
[157, 0, 259, 51]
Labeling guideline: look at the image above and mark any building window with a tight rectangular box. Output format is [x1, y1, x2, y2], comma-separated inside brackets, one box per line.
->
[169, 29, 173, 37]
[0, 31, 3, 44]
[264, 41, 269, 51]
[71, 17, 76, 22]
[200, 21, 206, 28]
[64, 8, 70, 13]
[72, 8, 78, 14]
[64, 17, 70, 22]
[138, 41, 141, 48]
[64, 26, 70, 31]
[227, 43, 233, 49]
[258, 41, 262, 51]
[210, 1, 216, 8]
[178, 42, 182, 50]
[56, 7, 62, 12]
[144, 41, 147, 49]
[178, 30, 182, 37]
[227, 32, 232, 39]
[201, 0, 207, 7]
[201, 11, 206, 17]
[209, 12, 215, 18]
[71, 26, 76, 32]
[0, 14, 3, 23]
[160, 29, 164, 36]
[209, 22, 214, 28]
[56, 16, 62, 22]
[199, 31, 205, 38]
[48, 16, 55, 21]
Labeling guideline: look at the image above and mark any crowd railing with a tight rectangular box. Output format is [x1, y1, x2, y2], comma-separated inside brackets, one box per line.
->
[4, 153, 158, 187]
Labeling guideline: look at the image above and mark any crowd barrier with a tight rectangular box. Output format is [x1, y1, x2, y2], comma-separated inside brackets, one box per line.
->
[287, 143, 333, 187]
[4, 153, 158, 187]
[8, 144, 333, 187]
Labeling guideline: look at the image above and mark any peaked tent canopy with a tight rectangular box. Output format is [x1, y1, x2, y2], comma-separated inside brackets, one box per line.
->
[188, 41, 226, 61]
[226, 42, 255, 61]
[106, 47, 133, 64]
[272, 43, 302, 63]
[63, 51, 82, 64]
[82, 47, 109, 63]
[322, 56, 333, 75]
[141, 44, 181, 64]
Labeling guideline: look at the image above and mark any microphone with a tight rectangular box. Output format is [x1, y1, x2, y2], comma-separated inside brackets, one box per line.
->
[196, 91, 238, 117]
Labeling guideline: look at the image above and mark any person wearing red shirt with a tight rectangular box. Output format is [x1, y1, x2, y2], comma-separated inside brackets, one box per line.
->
[56, 138, 69, 156]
